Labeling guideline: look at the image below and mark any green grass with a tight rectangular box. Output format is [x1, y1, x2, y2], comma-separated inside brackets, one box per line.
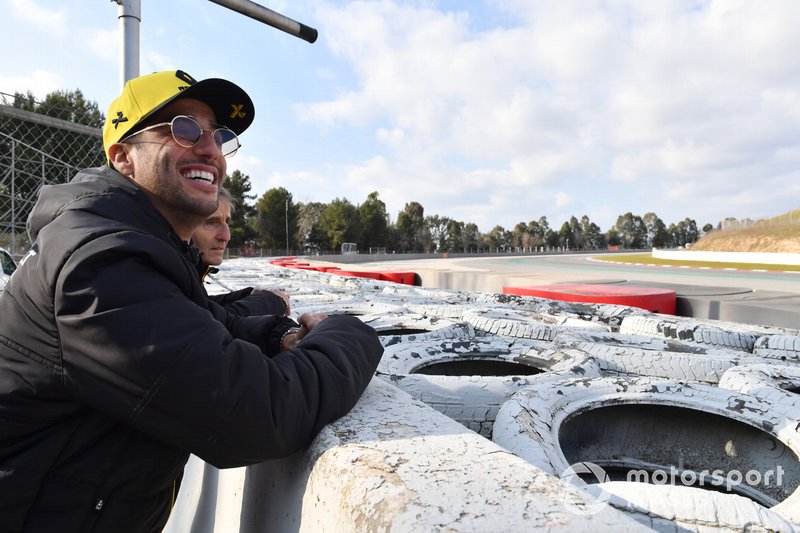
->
[593, 253, 800, 272]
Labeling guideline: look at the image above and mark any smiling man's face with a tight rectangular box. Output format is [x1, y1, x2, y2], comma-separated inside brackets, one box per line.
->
[108, 98, 227, 240]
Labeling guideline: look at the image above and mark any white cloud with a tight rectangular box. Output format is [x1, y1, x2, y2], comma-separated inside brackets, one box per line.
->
[0, 71, 62, 100]
[8, 0, 66, 35]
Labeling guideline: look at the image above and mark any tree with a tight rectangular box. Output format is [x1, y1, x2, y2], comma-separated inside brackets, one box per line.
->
[614, 212, 647, 249]
[426, 214, 450, 252]
[444, 219, 465, 253]
[486, 225, 510, 251]
[643, 212, 670, 249]
[319, 198, 360, 252]
[358, 191, 388, 251]
[463, 223, 480, 252]
[580, 215, 605, 249]
[224, 169, 256, 248]
[669, 218, 700, 247]
[511, 222, 530, 251]
[396, 202, 426, 253]
[297, 201, 329, 253]
[253, 187, 296, 251]
[559, 221, 574, 249]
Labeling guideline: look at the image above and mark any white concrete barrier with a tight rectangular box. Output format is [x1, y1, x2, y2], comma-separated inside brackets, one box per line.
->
[652, 249, 800, 266]
[164, 379, 646, 532]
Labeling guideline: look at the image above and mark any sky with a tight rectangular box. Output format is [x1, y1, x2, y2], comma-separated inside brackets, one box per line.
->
[2, 0, 799, 234]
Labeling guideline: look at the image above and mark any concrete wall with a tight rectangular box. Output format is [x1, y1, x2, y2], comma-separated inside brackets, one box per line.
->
[164, 379, 645, 532]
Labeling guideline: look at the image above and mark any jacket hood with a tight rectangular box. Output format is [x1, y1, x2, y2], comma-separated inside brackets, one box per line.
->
[27, 166, 172, 243]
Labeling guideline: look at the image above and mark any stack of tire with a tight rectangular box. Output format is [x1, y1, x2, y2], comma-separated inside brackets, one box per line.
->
[214, 258, 800, 531]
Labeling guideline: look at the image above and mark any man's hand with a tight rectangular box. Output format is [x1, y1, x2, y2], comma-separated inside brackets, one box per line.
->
[252, 286, 292, 316]
[281, 313, 327, 350]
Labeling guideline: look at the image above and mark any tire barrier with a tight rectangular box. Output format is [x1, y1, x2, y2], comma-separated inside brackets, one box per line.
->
[462, 308, 564, 341]
[473, 291, 647, 329]
[719, 364, 800, 413]
[620, 315, 760, 352]
[753, 335, 800, 363]
[181, 257, 800, 530]
[596, 482, 796, 531]
[381, 322, 476, 348]
[377, 337, 600, 437]
[553, 329, 751, 357]
[493, 376, 800, 524]
[359, 313, 466, 338]
[290, 300, 408, 317]
[554, 339, 768, 384]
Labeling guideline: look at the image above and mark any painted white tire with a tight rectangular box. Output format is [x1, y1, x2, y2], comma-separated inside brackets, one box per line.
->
[377, 337, 600, 437]
[753, 335, 800, 363]
[493, 376, 800, 524]
[620, 316, 759, 353]
[380, 322, 476, 348]
[555, 330, 752, 357]
[472, 291, 647, 329]
[596, 481, 797, 531]
[552, 334, 773, 384]
[719, 364, 800, 414]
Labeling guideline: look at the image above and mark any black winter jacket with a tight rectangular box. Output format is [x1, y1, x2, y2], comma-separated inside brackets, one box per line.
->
[0, 167, 383, 532]
[198, 264, 289, 316]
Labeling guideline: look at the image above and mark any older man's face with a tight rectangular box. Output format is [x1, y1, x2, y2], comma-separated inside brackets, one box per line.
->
[193, 199, 232, 266]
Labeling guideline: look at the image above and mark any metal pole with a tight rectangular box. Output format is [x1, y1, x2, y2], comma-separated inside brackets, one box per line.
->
[114, 0, 141, 88]
[10, 141, 15, 256]
[208, 0, 318, 43]
[285, 199, 289, 254]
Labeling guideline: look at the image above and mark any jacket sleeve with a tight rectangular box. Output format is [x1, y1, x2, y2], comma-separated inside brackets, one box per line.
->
[207, 287, 254, 306]
[55, 233, 384, 467]
[209, 288, 289, 317]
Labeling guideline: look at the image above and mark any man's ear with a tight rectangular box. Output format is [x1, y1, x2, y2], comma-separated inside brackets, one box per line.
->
[108, 143, 134, 175]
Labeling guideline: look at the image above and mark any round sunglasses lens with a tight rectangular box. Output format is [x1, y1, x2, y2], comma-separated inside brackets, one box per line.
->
[214, 129, 240, 156]
[171, 117, 203, 146]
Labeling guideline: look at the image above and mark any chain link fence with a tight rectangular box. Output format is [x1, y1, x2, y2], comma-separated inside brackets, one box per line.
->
[0, 91, 105, 258]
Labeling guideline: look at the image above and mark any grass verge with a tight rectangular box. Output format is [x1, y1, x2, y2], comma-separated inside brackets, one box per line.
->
[593, 253, 800, 273]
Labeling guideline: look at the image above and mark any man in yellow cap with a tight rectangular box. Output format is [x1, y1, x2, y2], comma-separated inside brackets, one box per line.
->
[0, 70, 383, 532]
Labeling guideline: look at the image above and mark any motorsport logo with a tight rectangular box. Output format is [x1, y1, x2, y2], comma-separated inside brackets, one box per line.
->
[559, 461, 785, 516]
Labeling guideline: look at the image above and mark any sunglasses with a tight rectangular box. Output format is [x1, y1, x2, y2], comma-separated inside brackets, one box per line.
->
[123, 115, 241, 157]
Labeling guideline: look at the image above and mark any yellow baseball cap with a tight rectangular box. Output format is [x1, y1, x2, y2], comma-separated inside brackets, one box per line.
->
[103, 69, 254, 157]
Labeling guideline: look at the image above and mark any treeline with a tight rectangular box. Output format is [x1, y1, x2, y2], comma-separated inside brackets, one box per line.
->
[226, 170, 710, 255]
[2, 89, 710, 255]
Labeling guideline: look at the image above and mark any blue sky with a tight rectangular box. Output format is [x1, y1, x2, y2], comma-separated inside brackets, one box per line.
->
[2, 0, 799, 233]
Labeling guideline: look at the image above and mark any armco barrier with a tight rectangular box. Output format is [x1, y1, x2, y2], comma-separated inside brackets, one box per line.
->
[164, 379, 646, 532]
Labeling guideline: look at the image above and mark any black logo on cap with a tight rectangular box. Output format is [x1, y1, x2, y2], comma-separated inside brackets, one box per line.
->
[111, 111, 128, 129]
[175, 70, 198, 86]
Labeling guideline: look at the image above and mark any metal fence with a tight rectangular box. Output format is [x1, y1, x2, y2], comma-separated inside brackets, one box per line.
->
[0, 92, 105, 258]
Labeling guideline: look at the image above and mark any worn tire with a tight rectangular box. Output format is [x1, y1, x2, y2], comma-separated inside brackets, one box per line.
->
[493, 376, 800, 524]
[377, 337, 600, 437]
[752, 335, 800, 363]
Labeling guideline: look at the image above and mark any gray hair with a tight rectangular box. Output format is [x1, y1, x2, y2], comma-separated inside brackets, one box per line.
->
[218, 187, 235, 215]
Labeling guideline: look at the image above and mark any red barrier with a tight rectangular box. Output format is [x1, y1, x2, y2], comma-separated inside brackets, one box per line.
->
[503, 283, 676, 314]
[378, 271, 417, 285]
[315, 266, 342, 273]
[330, 270, 383, 280]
